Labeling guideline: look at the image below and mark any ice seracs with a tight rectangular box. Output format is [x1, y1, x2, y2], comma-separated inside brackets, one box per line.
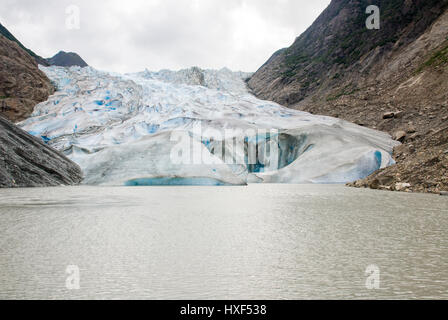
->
[19, 65, 400, 186]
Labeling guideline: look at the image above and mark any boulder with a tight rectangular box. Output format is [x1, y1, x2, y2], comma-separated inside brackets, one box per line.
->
[394, 111, 404, 119]
[382, 111, 403, 119]
[383, 112, 395, 119]
[393, 130, 407, 142]
[395, 182, 411, 191]
[369, 179, 380, 190]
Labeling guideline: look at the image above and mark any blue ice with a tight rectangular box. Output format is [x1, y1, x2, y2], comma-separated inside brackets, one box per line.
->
[147, 124, 160, 134]
[124, 177, 230, 186]
[59, 78, 71, 88]
[41, 135, 51, 143]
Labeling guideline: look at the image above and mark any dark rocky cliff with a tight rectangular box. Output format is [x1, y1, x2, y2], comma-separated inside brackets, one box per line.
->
[249, 0, 448, 194]
[0, 116, 83, 188]
[47, 51, 88, 67]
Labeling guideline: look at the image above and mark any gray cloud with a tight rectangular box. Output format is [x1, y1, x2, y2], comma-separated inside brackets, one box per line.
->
[1, 0, 330, 73]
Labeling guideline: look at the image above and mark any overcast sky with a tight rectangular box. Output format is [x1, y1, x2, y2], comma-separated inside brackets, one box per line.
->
[1, 0, 330, 73]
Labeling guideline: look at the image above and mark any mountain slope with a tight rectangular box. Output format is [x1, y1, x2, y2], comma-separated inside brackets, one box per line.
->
[47, 51, 88, 67]
[248, 0, 448, 194]
[248, 0, 448, 106]
[0, 34, 54, 122]
[1, 22, 88, 68]
[0, 22, 49, 66]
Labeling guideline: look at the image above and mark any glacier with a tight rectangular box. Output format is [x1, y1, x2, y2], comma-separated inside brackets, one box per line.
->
[18, 65, 400, 186]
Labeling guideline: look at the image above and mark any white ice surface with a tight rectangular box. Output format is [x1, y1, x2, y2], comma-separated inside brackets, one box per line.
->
[19, 66, 400, 186]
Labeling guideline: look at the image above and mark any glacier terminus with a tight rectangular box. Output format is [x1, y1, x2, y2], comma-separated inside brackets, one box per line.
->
[18, 66, 400, 186]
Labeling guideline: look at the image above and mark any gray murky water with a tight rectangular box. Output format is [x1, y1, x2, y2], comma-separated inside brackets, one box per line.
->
[0, 184, 447, 300]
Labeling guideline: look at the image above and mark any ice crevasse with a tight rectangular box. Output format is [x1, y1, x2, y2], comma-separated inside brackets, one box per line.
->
[19, 66, 400, 186]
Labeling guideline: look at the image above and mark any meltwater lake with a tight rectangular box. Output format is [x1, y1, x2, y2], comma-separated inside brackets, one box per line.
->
[0, 185, 447, 300]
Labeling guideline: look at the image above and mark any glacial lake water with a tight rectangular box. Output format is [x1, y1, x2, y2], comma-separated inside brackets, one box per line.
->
[0, 184, 447, 300]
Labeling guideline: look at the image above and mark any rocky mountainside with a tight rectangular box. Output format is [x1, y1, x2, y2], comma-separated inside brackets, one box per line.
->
[0, 115, 82, 188]
[0, 34, 54, 122]
[0, 29, 83, 188]
[0, 22, 49, 66]
[47, 51, 88, 67]
[249, 0, 448, 194]
[1, 22, 88, 68]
